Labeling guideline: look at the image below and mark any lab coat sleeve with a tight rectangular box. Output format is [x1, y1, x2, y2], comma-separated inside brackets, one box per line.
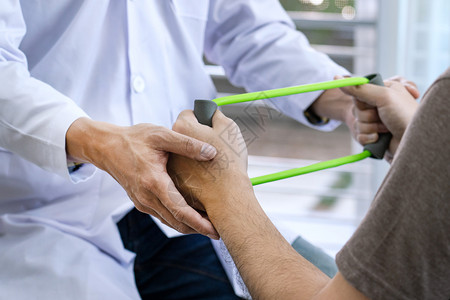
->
[0, 1, 95, 182]
[204, 0, 350, 131]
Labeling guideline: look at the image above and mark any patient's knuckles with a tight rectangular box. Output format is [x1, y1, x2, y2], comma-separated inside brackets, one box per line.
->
[172, 120, 184, 133]
[172, 112, 193, 134]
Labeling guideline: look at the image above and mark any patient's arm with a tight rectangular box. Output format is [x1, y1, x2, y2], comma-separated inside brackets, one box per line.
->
[168, 110, 368, 300]
[310, 76, 419, 156]
[339, 77, 418, 162]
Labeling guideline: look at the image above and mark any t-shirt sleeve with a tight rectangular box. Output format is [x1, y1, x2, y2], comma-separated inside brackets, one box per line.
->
[336, 69, 450, 300]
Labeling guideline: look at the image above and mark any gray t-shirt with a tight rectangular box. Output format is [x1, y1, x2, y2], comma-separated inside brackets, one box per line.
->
[336, 68, 450, 300]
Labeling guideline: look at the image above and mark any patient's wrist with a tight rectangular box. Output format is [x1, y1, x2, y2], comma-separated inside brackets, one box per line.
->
[206, 186, 261, 236]
[204, 175, 255, 215]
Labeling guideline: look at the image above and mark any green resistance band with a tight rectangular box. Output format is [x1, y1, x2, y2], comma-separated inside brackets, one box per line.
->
[250, 150, 371, 186]
[193, 74, 391, 186]
[213, 77, 369, 106]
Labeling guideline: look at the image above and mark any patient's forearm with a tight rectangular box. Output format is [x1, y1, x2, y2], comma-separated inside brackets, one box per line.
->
[205, 186, 330, 300]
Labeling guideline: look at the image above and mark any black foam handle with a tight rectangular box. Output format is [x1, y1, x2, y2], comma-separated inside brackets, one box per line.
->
[362, 73, 392, 159]
[194, 99, 218, 127]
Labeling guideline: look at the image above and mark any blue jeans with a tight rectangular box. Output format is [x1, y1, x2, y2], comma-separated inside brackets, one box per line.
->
[118, 209, 338, 299]
[118, 208, 240, 299]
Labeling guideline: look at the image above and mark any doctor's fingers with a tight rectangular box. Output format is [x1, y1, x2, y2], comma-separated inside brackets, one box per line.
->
[133, 197, 198, 235]
[146, 174, 219, 239]
[157, 127, 217, 162]
[133, 201, 193, 233]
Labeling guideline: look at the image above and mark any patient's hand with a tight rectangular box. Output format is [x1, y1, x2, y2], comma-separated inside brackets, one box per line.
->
[339, 77, 419, 161]
[168, 109, 252, 213]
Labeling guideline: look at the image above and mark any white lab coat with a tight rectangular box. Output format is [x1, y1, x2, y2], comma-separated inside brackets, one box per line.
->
[0, 0, 347, 298]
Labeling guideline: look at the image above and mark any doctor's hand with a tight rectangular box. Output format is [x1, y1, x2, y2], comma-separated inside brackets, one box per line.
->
[66, 118, 219, 239]
[338, 76, 419, 161]
[167, 110, 252, 214]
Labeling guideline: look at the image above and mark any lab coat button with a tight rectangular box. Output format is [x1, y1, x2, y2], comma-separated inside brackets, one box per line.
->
[132, 76, 145, 93]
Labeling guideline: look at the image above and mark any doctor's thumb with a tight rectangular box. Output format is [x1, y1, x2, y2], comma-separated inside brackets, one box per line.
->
[163, 130, 217, 161]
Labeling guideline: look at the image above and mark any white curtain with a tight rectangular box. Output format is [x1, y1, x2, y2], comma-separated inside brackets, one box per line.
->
[362, 0, 449, 201]
[405, 0, 450, 92]
[378, 0, 450, 94]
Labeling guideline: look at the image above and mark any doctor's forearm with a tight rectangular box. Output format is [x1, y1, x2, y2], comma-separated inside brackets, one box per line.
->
[66, 118, 118, 167]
